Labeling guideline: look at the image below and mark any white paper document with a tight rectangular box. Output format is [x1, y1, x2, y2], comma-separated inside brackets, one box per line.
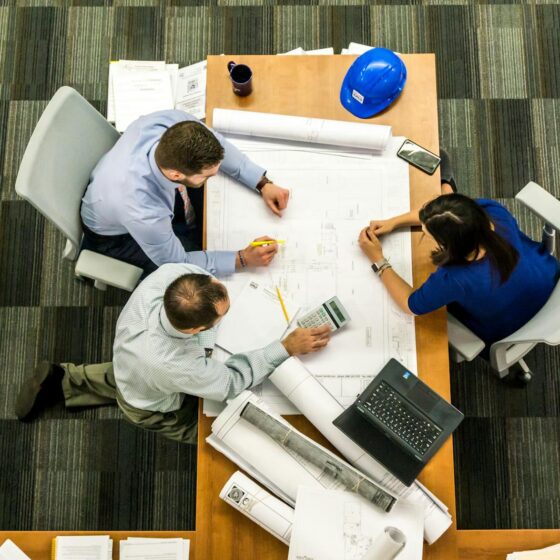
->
[347, 42, 375, 54]
[107, 60, 168, 124]
[220, 471, 295, 545]
[213, 108, 392, 151]
[288, 487, 423, 560]
[53, 536, 111, 560]
[120, 539, 187, 560]
[507, 543, 560, 560]
[114, 70, 174, 132]
[306, 47, 335, 55]
[216, 279, 299, 354]
[123, 539, 189, 560]
[174, 60, 207, 120]
[0, 540, 31, 560]
[279, 47, 305, 55]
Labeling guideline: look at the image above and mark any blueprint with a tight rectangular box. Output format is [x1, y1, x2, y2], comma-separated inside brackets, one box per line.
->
[206, 133, 417, 410]
[288, 487, 423, 560]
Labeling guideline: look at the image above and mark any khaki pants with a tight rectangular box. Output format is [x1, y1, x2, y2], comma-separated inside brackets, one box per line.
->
[61, 362, 198, 445]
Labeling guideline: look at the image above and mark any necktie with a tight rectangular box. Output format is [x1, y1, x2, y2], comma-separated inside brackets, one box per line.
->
[177, 185, 197, 228]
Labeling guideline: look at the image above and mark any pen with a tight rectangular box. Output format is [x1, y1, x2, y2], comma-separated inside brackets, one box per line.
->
[250, 239, 285, 247]
[276, 287, 290, 324]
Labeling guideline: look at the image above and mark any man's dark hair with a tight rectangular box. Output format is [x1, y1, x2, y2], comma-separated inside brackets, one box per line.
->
[155, 121, 225, 175]
[419, 193, 519, 285]
[163, 274, 229, 330]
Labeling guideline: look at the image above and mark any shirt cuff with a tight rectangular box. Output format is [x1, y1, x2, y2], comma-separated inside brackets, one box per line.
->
[263, 340, 291, 368]
[244, 163, 267, 191]
[213, 251, 237, 277]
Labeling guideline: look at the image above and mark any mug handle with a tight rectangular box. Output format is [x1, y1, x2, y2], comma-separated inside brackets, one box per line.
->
[227, 61, 236, 73]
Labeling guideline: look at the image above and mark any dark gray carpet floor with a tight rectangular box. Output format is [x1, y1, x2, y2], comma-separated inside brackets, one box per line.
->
[0, 0, 559, 531]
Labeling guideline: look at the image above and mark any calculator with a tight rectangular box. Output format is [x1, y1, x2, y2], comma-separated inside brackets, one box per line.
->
[296, 296, 351, 331]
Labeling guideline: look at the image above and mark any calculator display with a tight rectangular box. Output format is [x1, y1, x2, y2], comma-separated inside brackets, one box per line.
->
[328, 300, 346, 323]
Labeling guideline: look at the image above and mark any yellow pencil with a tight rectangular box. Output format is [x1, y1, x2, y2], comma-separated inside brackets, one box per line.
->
[250, 239, 286, 247]
[276, 287, 290, 323]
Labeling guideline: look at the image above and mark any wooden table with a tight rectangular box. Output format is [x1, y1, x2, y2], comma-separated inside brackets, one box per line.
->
[196, 53, 454, 560]
[3, 54, 560, 560]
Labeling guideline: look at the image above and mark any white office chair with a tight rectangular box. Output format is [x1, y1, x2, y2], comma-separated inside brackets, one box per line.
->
[15, 86, 143, 291]
[448, 182, 560, 381]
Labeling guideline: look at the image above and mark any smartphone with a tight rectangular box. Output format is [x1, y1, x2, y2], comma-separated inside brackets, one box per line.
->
[397, 139, 441, 175]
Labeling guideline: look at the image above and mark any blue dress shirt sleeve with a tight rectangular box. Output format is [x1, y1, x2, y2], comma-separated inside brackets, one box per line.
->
[124, 215, 236, 276]
[210, 128, 266, 189]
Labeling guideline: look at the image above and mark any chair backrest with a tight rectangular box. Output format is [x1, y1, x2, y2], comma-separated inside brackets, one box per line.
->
[15, 86, 120, 252]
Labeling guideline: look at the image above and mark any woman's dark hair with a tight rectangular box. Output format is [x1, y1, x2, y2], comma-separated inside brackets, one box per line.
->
[419, 194, 519, 284]
[164, 273, 229, 330]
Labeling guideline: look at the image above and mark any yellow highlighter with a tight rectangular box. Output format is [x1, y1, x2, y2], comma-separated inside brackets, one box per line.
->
[250, 239, 285, 247]
[276, 287, 290, 324]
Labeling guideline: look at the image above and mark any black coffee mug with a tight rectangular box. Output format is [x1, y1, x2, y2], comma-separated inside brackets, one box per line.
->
[227, 61, 253, 97]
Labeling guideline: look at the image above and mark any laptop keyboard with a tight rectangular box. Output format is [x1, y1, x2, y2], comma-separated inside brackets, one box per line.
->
[359, 381, 442, 455]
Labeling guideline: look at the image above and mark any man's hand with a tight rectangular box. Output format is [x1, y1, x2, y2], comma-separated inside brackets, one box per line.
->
[358, 227, 385, 263]
[281, 326, 331, 356]
[368, 218, 396, 236]
[237, 236, 279, 268]
[261, 183, 290, 217]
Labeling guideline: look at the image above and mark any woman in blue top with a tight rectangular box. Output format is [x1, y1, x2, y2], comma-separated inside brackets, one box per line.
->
[358, 186, 559, 380]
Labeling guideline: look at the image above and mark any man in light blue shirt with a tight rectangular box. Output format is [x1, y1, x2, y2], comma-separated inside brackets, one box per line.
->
[81, 110, 290, 276]
[15, 264, 331, 444]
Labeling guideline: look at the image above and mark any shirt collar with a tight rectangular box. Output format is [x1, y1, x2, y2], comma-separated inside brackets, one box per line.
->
[159, 306, 193, 339]
[148, 142, 179, 193]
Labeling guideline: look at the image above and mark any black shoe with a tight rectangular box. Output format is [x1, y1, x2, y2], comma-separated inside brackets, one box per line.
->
[439, 149, 458, 193]
[15, 361, 65, 421]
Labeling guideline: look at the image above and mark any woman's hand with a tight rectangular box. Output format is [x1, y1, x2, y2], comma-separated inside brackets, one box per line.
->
[358, 227, 385, 263]
[368, 218, 396, 236]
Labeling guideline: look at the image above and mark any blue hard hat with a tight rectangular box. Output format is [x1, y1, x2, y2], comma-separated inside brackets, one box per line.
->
[340, 48, 407, 119]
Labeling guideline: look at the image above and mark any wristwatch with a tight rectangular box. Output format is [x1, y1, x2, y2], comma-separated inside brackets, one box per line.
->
[256, 174, 272, 195]
[371, 258, 391, 276]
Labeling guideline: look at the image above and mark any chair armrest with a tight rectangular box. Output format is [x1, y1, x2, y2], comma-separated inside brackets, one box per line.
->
[76, 250, 143, 292]
[515, 182, 560, 231]
[447, 313, 485, 361]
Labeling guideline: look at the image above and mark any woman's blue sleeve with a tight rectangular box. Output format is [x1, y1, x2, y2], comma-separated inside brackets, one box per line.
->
[408, 268, 460, 315]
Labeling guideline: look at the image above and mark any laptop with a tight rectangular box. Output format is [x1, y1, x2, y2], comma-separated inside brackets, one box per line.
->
[333, 359, 464, 486]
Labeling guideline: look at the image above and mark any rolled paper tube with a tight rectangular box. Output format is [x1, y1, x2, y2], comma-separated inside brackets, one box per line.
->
[362, 526, 406, 560]
[240, 402, 396, 512]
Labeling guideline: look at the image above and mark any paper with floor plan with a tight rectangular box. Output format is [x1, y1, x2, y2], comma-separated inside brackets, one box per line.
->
[220, 471, 295, 545]
[212, 108, 392, 151]
[269, 357, 452, 544]
[209, 391, 397, 510]
[206, 130, 417, 411]
[288, 487, 422, 560]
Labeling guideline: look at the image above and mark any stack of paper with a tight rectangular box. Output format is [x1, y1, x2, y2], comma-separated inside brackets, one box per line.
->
[507, 543, 560, 559]
[279, 47, 335, 55]
[120, 538, 190, 560]
[0, 540, 30, 560]
[341, 42, 375, 55]
[108, 59, 207, 132]
[52, 536, 112, 560]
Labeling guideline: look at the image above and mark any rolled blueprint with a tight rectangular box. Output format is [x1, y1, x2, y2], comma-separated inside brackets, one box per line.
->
[269, 357, 453, 544]
[220, 471, 294, 545]
[362, 527, 406, 560]
[212, 108, 392, 151]
[240, 402, 396, 512]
